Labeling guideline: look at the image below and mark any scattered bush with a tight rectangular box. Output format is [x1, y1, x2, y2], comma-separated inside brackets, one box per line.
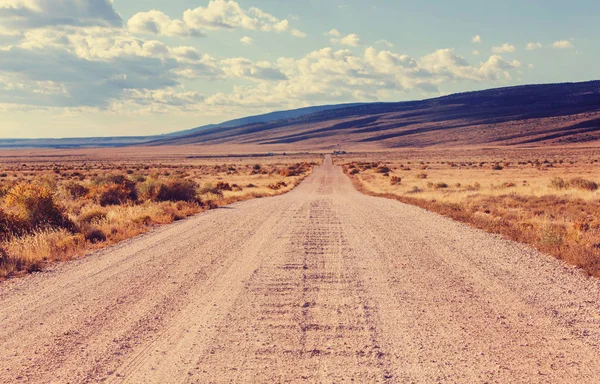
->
[158, 180, 198, 202]
[5, 183, 72, 231]
[90, 184, 135, 206]
[78, 209, 107, 224]
[92, 174, 137, 203]
[63, 181, 89, 200]
[216, 182, 232, 191]
[570, 177, 598, 191]
[376, 165, 391, 174]
[198, 183, 223, 197]
[390, 176, 402, 185]
[550, 177, 598, 191]
[268, 181, 287, 190]
[84, 228, 107, 243]
[550, 177, 570, 190]
[0, 208, 24, 240]
[416, 173, 428, 179]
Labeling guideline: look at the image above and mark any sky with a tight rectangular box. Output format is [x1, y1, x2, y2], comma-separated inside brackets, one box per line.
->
[0, 0, 598, 138]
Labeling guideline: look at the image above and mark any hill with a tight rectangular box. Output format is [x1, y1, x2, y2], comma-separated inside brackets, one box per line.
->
[146, 80, 600, 149]
[1, 81, 599, 150]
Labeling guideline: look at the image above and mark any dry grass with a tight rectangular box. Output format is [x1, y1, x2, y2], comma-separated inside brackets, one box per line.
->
[338, 148, 600, 277]
[0, 155, 318, 279]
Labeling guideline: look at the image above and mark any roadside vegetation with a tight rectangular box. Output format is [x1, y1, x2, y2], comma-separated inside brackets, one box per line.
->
[339, 152, 600, 277]
[0, 159, 316, 278]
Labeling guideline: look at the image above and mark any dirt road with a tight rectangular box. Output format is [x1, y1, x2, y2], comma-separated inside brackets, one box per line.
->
[2, 156, 600, 383]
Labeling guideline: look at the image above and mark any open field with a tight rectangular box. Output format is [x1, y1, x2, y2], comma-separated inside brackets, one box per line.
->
[337, 146, 600, 276]
[3, 156, 600, 382]
[0, 150, 319, 278]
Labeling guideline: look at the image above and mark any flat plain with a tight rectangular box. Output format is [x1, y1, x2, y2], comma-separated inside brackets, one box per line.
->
[2, 155, 600, 383]
[0, 148, 318, 278]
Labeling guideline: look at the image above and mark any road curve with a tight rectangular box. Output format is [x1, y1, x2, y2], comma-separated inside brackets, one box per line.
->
[2, 156, 600, 383]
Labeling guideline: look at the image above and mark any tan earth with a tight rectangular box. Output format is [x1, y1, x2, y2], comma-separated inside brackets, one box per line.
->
[2, 156, 600, 383]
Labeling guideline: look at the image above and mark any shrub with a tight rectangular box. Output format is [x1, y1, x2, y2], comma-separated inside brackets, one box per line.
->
[376, 165, 391, 174]
[4, 184, 72, 231]
[78, 209, 107, 224]
[416, 173, 428, 179]
[93, 174, 137, 200]
[0, 208, 24, 240]
[198, 183, 223, 197]
[433, 182, 449, 189]
[155, 180, 198, 202]
[268, 181, 287, 190]
[550, 177, 569, 190]
[349, 169, 359, 175]
[63, 181, 89, 200]
[570, 177, 598, 191]
[492, 164, 504, 171]
[90, 184, 134, 206]
[390, 176, 402, 185]
[84, 228, 107, 243]
[216, 182, 232, 191]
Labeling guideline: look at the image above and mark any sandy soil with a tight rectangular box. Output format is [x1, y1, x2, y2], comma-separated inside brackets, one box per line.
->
[2, 156, 600, 383]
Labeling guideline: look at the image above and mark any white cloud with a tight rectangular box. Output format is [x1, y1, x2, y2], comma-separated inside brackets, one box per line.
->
[128, 10, 203, 37]
[127, 0, 303, 37]
[221, 57, 287, 81]
[472, 35, 482, 43]
[0, 0, 122, 29]
[553, 40, 574, 49]
[376, 39, 394, 48]
[240, 36, 253, 45]
[291, 29, 306, 38]
[528, 64, 534, 68]
[526, 42, 542, 50]
[472, 50, 480, 56]
[325, 29, 340, 37]
[330, 33, 361, 47]
[205, 47, 521, 110]
[492, 43, 516, 53]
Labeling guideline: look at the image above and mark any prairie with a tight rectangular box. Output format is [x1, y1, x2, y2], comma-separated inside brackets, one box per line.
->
[337, 146, 600, 276]
[0, 150, 319, 278]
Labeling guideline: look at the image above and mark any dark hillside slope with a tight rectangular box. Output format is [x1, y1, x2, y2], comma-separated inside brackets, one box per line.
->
[149, 81, 600, 148]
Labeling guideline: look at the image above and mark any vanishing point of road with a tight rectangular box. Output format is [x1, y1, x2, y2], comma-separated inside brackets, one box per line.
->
[2, 156, 600, 383]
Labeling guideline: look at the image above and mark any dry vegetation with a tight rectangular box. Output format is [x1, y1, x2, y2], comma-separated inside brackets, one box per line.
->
[338, 147, 600, 277]
[0, 155, 317, 278]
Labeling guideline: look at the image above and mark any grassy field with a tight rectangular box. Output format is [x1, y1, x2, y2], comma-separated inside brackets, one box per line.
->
[0, 153, 319, 278]
[337, 147, 600, 277]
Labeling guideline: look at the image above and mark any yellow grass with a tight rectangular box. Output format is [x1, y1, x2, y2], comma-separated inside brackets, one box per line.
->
[338, 149, 600, 277]
[0, 155, 319, 279]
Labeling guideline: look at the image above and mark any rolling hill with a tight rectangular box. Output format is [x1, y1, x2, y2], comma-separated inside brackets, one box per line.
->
[1, 81, 599, 150]
[146, 80, 600, 149]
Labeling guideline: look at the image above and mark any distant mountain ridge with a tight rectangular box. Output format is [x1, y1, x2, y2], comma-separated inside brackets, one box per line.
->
[1, 81, 599, 149]
[145, 80, 600, 149]
[0, 103, 365, 149]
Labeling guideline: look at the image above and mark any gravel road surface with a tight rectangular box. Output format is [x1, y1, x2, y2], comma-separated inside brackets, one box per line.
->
[2, 155, 600, 383]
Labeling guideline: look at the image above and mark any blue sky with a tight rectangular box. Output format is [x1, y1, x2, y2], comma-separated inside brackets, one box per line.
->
[0, 0, 597, 138]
